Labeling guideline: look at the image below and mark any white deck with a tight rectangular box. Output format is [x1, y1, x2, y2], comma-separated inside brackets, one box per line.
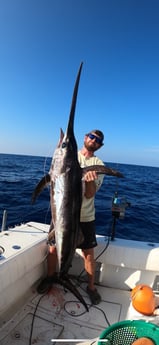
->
[1, 222, 159, 344]
[0, 281, 130, 344]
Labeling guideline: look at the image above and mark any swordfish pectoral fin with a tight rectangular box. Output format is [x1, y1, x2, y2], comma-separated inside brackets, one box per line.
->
[31, 173, 51, 203]
[82, 165, 124, 178]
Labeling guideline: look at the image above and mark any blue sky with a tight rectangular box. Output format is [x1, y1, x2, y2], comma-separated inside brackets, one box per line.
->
[0, 0, 159, 167]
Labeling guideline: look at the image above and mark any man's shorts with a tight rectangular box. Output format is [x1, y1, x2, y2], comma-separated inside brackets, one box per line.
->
[77, 221, 97, 250]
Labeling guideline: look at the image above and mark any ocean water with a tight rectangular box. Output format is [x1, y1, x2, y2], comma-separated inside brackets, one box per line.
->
[0, 153, 159, 243]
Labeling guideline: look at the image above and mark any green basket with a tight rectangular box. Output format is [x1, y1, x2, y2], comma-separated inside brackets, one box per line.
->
[98, 320, 159, 345]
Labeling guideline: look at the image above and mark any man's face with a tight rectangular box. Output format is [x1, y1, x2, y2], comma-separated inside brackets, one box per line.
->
[84, 132, 102, 152]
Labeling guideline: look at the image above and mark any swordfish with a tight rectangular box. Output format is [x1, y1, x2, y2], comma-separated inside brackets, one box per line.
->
[32, 62, 123, 309]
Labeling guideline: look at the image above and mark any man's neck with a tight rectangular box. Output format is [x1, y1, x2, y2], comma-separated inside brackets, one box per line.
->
[80, 147, 94, 158]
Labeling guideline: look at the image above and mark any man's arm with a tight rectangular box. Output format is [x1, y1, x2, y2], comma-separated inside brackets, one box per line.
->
[84, 171, 98, 198]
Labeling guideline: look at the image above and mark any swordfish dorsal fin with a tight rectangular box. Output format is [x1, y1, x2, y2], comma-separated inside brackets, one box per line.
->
[57, 128, 65, 147]
[82, 165, 124, 178]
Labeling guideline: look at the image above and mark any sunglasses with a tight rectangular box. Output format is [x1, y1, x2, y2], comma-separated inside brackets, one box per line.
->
[87, 133, 103, 144]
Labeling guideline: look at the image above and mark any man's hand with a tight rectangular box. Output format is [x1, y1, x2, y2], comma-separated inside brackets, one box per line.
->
[83, 170, 98, 182]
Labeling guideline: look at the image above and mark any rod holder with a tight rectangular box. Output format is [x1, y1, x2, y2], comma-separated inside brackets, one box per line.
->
[1, 210, 7, 232]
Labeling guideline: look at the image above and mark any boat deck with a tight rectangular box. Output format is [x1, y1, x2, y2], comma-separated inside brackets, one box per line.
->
[1, 279, 159, 345]
[0, 279, 131, 345]
[1, 222, 159, 344]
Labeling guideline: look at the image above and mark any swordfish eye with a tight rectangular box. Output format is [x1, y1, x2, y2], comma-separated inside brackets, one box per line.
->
[62, 142, 67, 148]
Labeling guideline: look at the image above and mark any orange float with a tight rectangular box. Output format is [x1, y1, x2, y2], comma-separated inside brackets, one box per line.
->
[131, 337, 155, 345]
[131, 284, 156, 315]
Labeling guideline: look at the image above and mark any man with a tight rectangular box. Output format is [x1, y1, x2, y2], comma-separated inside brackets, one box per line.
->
[37, 129, 104, 305]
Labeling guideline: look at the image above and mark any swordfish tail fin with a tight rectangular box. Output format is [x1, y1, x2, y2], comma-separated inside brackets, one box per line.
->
[59, 275, 89, 312]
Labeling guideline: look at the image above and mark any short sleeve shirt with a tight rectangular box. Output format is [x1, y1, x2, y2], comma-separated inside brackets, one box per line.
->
[78, 151, 104, 222]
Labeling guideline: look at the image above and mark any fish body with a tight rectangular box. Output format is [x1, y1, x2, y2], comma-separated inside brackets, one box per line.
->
[50, 128, 83, 276]
[32, 62, 123, 310]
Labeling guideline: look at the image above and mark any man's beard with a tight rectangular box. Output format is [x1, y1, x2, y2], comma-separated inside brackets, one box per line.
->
[84, 142, 96, 152]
